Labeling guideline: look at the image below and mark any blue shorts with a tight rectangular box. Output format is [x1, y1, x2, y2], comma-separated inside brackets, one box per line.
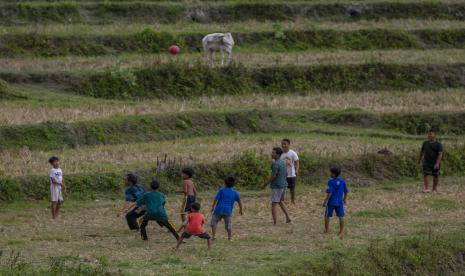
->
[325, 205, 344, 218]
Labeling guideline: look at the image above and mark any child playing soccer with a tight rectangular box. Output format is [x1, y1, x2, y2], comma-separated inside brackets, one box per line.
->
[418, 128, 444, 193]
[322, 166, 348, 239]
[136, 180, 179, 241]
[119, 174, 146, 230]
[48, 157, 67, 219]
[280, 139, 299, 204]
[180, 168, 197, 222]
[176, 202, 211, 250]
[210, 177, 243, 241]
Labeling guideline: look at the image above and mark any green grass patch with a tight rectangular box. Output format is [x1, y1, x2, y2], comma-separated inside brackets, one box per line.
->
[425, 198, 460, 210]
[354, 207, 409, 218]
[0, 2, 464, 25]
[1, 28, 464, 57]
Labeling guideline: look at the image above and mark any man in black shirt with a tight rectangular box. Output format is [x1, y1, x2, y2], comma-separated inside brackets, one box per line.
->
[418, 129, 444, 193]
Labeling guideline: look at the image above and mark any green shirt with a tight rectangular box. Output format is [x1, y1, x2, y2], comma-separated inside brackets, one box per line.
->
[271, 159, 288, 189]
[421, 140, 443, 167]
[136, 191, 169, 221]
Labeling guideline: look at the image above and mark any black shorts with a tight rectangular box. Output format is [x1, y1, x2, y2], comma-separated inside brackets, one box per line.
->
[423, 164, 440, 177]
[286, 177, 297, 189]
[183, 195, 196, 212]
[181, 232, 211, 240]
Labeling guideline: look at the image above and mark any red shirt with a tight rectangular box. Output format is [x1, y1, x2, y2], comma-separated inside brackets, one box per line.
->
[186, 212, 205, 235]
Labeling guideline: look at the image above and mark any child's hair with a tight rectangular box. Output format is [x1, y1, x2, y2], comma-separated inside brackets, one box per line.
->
[48, 156, 59, 164]
[191, 202, 201, 211]
[330, 166, 341, 177]
[282, 138, 291, 144]
[150, 180, 159, 190]
[181, 168, 194, 178]
[126, 173, 138, 185]
[273, 147, 283, 156]
[224, 177, 235, 188]
[428, 128, 439, 134]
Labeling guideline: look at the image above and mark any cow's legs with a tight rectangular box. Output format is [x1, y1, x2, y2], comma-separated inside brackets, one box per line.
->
[220, 49, 225, 66]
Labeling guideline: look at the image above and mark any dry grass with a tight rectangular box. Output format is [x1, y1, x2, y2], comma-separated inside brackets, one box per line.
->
[1, 178, 464, 275]
[2, 19, 464, 36]
[2, 86, 465, 126]
[0, 131, 428, 177]
[1, 49, 464, 74]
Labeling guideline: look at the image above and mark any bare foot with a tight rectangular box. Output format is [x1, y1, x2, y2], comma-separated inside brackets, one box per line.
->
[286, 219, 292, 224]
[422, 189, 431, 193]
[211, 237, 216, 241]
[339, 232, 344, 240]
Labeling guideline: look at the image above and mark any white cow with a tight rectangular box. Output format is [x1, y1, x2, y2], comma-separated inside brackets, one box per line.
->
[202, 33, 234, 66]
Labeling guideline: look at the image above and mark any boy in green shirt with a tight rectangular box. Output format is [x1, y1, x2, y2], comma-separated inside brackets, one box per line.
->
[136, 180, 180, 241]
[418, 128, 444, 193]
[263, 147, 292, 225]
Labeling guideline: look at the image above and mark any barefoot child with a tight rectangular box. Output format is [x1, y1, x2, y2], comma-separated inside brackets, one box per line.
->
[119, 174, 146, 230]
[136, 180, 179, 241]
[418, 128, 444, 193]
[263, 147, 292, 225]
[180, 168, 197, 222]
[322, 166, 348, 238]
[176, 202, 211, 250]
[280, 138, 300, 204]
[210, 177, 243, 241]
[48, 157, 67, 219]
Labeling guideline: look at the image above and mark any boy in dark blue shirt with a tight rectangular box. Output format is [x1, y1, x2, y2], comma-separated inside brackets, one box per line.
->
[210, 177, 243, 241]
[322, 166, 348, 239]
[119, 174, 146, 230]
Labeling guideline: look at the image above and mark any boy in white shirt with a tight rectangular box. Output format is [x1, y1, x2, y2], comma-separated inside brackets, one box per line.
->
[48, 156, 67, 219]
[280, 139, 300, 204]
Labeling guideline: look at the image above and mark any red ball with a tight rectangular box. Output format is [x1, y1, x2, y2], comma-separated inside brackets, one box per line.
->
[168, 45, 180, 55]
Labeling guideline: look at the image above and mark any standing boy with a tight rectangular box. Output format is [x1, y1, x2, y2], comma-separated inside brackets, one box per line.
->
[263, 147, 292, 225]
[210, 177, 243, 241]
[176, 202, 211, 250]
[119, 174, 146, 230]
[322, 166, 348, 239]
[136, 180, 179, 241]
[280, 139, 300, 204]
[180, 168, 197, 222]
[48, 157, 67, 219]
[418, 128, 444, 193]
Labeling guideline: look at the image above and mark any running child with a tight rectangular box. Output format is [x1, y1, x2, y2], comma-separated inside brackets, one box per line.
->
[418, 128, 444, 193]
[176, 202, 211, 250]
[210, 177, 243, 241]
[263, 147, 292, 225]
[180, 168, 197, 222]
[48, 156, 67, 219]
[322, 166, 348, 239]
[136, 180, 179, 241]
[280, 138, 300, 204]
[119, 173, 146, 230]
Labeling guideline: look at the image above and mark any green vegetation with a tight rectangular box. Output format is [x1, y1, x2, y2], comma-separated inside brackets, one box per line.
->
[1, 28, 464, 57]
[2, 109, 465, 151]
[0, 2, 464, 25]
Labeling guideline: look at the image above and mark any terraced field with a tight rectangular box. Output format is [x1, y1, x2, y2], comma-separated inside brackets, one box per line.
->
[1, 0, 464, 275]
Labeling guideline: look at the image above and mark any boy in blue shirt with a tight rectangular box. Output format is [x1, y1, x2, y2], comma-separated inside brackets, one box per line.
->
[210, 177, 243, 241]
[322, 166, 348, 239]
[119, 174, 146, 230]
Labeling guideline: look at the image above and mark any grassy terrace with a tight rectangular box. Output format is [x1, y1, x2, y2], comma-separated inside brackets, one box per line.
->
[2, 85, 465, 125]
[1, 49, 465, 73]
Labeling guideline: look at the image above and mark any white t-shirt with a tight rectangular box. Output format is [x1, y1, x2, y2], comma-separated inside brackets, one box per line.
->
[280, 150, 299, 178]
[49, 168, 63, 186]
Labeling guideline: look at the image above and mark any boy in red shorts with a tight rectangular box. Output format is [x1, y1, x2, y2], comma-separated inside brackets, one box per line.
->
[176, 202, 211, 250]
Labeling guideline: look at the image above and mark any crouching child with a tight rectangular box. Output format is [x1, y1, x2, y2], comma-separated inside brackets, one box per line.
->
[176, 202, 211, 250]
[322, 166, 349, 239]
[136, 180, 179, 241]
